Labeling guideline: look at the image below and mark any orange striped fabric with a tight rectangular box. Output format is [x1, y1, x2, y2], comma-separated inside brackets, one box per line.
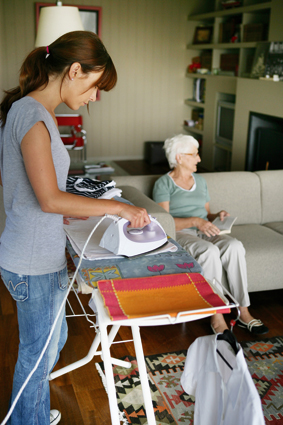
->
[97, 273, 230, 321]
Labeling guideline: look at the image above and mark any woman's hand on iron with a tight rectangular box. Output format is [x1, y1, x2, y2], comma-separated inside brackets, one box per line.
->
[197, 218, 220, 237]
[118, 205, 151, 228]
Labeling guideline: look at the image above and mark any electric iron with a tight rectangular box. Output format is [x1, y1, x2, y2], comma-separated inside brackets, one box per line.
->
[99, 216, 167, 257]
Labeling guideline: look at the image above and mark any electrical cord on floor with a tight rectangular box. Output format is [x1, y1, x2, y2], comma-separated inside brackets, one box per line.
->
[1, 214, 114, 425]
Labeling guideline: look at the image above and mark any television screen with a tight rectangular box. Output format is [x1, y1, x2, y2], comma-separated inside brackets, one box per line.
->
[219, 107, 234, 140]
[216, 101, 235, 147]
[246, 112, 283, 171]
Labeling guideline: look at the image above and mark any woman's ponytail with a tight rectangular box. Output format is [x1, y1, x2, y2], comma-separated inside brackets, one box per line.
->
[1, 31, 117, 127]
[19, 47, 49, 98]
[1, 47, 49, 127]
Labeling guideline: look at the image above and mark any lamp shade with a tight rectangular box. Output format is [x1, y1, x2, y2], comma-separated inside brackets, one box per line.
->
[35, 5, 84, 47]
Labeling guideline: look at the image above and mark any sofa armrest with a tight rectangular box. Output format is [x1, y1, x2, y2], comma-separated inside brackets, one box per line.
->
[118, 185, 176, 239]
[256, 170, 283, 224]
[114, 175, 162, 198]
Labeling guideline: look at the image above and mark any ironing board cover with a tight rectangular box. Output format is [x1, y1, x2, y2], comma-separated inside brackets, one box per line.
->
[66, 237, 202, 290]
[96, 273, 230, 321]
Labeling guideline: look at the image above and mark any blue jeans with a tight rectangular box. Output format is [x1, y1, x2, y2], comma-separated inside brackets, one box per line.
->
[0, 266, 68, 425]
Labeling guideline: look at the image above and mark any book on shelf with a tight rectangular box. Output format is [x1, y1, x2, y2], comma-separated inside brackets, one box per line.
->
[193, 78, 206, 103]
[212, 216, 237, 234]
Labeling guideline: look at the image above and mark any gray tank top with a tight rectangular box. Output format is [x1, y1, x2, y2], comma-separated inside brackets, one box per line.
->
[0, 97, 70, 275]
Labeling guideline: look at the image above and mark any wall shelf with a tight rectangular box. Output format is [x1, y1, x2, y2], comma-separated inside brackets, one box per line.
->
[187, 42, 257, 50]
[185, 99, 206, 108]
[186, 73, 209, 79]
[183, 125, 204, 136]
[188, 2, 271, 21]
[184, 0, 277, 172]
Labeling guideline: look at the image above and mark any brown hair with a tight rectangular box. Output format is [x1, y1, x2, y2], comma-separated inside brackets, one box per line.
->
[0, 31, 117, 126]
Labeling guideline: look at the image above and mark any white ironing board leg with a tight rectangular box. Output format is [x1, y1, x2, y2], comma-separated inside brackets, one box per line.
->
[108, 324, 121, 345]
[49, 324, 122, 380]
[99, 323, 121, 425]
[131, 325, 156, 425]
[49, 331, 102, 380]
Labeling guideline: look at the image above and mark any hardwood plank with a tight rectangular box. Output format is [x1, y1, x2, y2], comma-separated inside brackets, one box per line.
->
[50, 383, 85, 425]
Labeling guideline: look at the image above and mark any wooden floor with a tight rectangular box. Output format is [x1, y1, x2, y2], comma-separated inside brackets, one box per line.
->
[1, 277, 283, 424]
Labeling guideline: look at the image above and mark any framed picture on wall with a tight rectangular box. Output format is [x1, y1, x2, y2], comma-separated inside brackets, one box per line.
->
[193, 26, 213, 45]
[35, 3, 102, 37]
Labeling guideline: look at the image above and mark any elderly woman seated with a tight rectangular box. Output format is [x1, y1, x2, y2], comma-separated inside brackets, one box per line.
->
[153, 134, 268, 335]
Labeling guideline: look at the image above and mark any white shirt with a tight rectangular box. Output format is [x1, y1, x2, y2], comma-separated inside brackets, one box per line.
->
[181, 334, 265, 425]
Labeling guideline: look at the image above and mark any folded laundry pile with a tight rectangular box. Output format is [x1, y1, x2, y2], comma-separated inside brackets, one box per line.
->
[66, 176, 122, 199]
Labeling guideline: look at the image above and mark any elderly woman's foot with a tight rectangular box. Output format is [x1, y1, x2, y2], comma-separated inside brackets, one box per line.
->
[237, 307, 269, 335]
[237, 318, 269, 335]
[211, 313, 229, 334]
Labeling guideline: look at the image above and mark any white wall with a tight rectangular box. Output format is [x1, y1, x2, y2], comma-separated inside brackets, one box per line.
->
[1, 0, 196, 162]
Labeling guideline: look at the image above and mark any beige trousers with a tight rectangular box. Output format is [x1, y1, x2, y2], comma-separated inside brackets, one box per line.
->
[176, 229, 250, 307]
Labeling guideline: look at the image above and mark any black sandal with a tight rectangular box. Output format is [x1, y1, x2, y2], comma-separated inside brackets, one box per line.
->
[237, 318, 269, 335]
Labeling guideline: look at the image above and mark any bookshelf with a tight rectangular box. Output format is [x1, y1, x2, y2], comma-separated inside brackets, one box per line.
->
[184, 0, 282, 172]
[187, 0, 271, 78]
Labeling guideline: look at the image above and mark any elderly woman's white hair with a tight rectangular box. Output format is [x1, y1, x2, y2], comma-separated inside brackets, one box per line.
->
[164, 134, 199, 168]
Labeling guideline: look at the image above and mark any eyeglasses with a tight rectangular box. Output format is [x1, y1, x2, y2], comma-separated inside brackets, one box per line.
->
[181, 152, 199, 158]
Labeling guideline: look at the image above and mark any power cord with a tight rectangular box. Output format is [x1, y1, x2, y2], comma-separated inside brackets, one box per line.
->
[1, 214, 112, 425]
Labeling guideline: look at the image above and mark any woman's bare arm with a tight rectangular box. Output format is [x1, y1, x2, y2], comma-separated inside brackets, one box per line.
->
[21, 122, 150, 228]
[158, 200, 220, 236]
[205, 202, 229, 222]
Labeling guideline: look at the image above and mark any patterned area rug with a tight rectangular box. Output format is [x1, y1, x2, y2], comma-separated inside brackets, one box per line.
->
[96, 336, 283, 424]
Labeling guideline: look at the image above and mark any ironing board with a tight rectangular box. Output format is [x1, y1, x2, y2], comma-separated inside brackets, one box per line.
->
[50, 240, 239, 425]
[65, 236, 203, 291]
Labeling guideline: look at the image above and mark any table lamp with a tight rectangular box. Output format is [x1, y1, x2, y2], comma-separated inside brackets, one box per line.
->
[35, 1, 84, 47]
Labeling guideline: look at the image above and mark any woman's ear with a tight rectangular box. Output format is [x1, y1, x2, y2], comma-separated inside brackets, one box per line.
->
[68, 62, 82, 81]
[176, 153, 182, 164]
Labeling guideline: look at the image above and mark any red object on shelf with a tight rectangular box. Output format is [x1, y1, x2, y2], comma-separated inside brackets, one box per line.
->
[56, 114, 87, 161]
[221, 1, 241, 9]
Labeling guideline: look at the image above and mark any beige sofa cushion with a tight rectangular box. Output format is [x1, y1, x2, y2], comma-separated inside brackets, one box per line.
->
[114, 175, 160, 199]
[263, 222, 283, 235]
[231, 224, 283, 292]
[256, 170, 283, 224]
[199, 172, 261, 225]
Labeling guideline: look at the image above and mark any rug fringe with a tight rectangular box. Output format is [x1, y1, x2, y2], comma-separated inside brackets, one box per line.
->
[95, 362, 108, 394]
[95, 362, 129, 425]
[118, 412, 129, 425]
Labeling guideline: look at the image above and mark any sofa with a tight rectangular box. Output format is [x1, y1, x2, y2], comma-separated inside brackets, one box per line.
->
[1, 170, 282, 293]
[114, 170, 283, 293]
